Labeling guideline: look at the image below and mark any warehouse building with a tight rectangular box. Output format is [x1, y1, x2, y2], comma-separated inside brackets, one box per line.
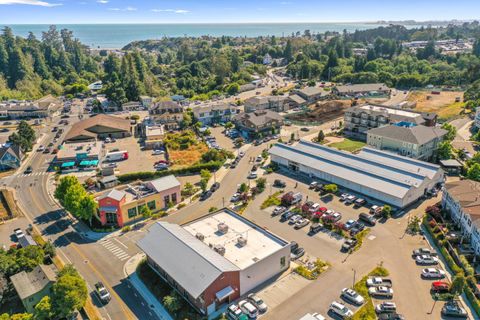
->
[269, 140, 444, 208]
[137, 208, 290, 316]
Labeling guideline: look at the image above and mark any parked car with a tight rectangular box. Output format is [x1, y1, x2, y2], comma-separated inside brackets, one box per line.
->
[375, 302, 397, 314]
[300, 127, 310, 132]
[280, 210, 296, 222]
[299, 313, 326, 320]
[272, 206, 287, 216]
[422, 268, 445, 279]
[341, 239, 357, 252]
[37, 145, 45, 152]
[359, 213, 377, 226]
[330, 212, 342, 222]
[200, 191, 212, 201]
[24, 166, 33, 174]
[366, 277, 393, 288]
[350, 222, 365, 236]
[413, 248, 437, 257]
[95, 282, 111, 303]
[152, 149, 165, 155]
[247, 172, 257, 179]
[239, 151, 245, 157]
[377, 314, 405, 320]
[341, 288, 365, 305]
[238, 300, 258, 319]
[281, 191, 303, 206]
[247, 293, 268, 313]
[354, 198, 367, 207]
[329, 301, 353, 319]
[273, 179, 286, 188]
[431, 281, 450, 293]
[368, 286, 394, 298]
[344, 219, 356, 230]
[210, 182, 220, 192]
[230, 193, 241, 202]
[294, 218, 310, 229]
[370, 205, 383, 215]
[290, 241, 299, 252]
[309, 181, 318, 189]
[345, 195, 357, 204]
[441, 300, 468, 318]
[415, 255, 439, 265]
[309, 223, 323, 235]
[290, 247, 305, 260]
[288, 214, 302, 225]
[13, 228, 24, 239]
[340, 193, 349, 202]
[227, 304, 248, 320]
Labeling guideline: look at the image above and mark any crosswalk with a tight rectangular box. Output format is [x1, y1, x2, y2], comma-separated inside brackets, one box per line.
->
[14, 171, 50, 178]
[99, 238, 131, 261]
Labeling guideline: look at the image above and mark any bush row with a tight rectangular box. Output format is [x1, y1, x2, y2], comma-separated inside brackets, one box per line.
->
[117, 161, 223, 183]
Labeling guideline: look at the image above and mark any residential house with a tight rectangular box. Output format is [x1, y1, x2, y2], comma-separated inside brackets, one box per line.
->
[293, 87, 330, 104]
[10, 265, 56, 313]
[144, 125, 166, 150]
[442, 180, 480, 256]
[233, 110, 283, 139]
[96, 175, 181, 227]
[440, 159, 463, 176]
[0, 144, 22, 171]
[137, 208, 290, 316]
[149, 101, 184, 130]
[287, 94, 307, 109]
[244, 96, 289, 113]
[263, 53, 273, 65]
[192, 103, 239, 126]
[122, 101, 143, 111]
[366, 123, 447, 161]
[333, 83, 391, 97]
[140, 96, 154, 109]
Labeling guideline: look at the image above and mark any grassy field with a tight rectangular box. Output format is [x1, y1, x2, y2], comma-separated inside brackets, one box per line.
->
[407, 91, 467, 120]
[329, 138, 366, 153]
[169, 143, 209, 168]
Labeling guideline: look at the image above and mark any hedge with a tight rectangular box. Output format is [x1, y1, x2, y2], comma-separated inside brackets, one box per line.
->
[117, 161, 223, 183]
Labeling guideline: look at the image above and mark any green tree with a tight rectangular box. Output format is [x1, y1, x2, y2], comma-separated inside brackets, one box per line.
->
[323, 184, 338, 194]
[140, 206, 152, 219]
[441, 123, 457, 141]
[78, 195, 97, 224]
[163, 291, 182, 315]
[467, 163, 480, 181]
[52, 271, 88, 317]
[200, 169, 212, 181]
[54, 176, 79, 204]
[33, 296, 53, 320]
[450, 272, 466, 296]
[239, 183, 248, 193]
[256, 178, 267, 191]
[199, 179, 208, 192]
[63, 184, 87, 216]
[437, 141, 453, 160]
[225, 122, 233, 130]
[317, 130, 325, 142]
[42, 241, 56, 258]
[382, 205, 392, 219]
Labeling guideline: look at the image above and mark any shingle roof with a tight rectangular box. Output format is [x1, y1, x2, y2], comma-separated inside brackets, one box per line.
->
[288, 94, 307, 105]
[137, 222, 239, 299]
[10, 265, 56, 300]
[233, 110, 283, 127]
[368, 124, 447, 145]
[64, 114, 131, 142]
[297, 87, 328, 97]
[147, 175, 181, 193]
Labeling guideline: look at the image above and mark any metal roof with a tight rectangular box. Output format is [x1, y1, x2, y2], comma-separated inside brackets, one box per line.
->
[99, 188, 126, 202]
[147, 175, 181, 193]
[137, 222, 239, 299]
[368, 124, 447, 145]
[269, 141, 441, 199]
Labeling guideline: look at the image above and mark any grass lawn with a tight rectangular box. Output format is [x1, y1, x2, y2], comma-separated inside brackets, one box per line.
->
[436, 102, 468, 120]
[169, 143, 209, 168]
[352, 266, 389, 320]
[260, 191, 282, 209]
[329, 138, 366, 153]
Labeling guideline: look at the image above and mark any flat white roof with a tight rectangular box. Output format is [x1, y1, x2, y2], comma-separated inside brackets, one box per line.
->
[359, 104, 420, 118]
[56, 141, 102, 160]
[183, 210, 287, 269]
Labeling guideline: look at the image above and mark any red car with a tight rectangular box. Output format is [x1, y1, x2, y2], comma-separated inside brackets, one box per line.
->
[154, 160, 170, 165]
[431, 281, 450, 293]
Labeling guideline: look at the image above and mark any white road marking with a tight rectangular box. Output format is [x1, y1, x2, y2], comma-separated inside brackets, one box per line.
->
[113, 237, 128, 249]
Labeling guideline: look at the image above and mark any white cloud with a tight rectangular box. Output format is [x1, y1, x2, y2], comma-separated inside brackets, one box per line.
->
[96, 0, 108, 3]
[151, 8, 189, 14]
[0, 0, 61, 6]
[108, 6, 136, 11]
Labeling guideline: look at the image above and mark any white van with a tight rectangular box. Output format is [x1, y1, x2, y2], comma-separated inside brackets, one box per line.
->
[239, 300, 258, 319]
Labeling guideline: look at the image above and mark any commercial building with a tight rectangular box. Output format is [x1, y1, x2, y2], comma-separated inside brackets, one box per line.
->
[244, 96, 289, 113]
[10, 265, 56, 313]
[367, 123, 447, 161]
[269, 140, 444, 208]
[440, 159, 463, 176]
[0, 95, 61, 119]
[96, 175, 181, 227]
[64, 114, 132, 142]
[143, 125, 165, 150]
[344, 104, 436, 140]
[442, 180, 480, 256]
[333, 83, 391, 97]
[52, 140, 102, 171]
[293, 87, 330, 103]
[148, 101, 184, 130]
[192, 103, 239, 126]
[137, 208, 290, 316]
[233, 110, 283, 139]
[0, 144, 22, 171]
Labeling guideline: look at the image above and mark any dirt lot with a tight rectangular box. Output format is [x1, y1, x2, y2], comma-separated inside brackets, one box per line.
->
[285, 100, 350, 124]
[407, 90, 466, 120]
[169, 143, 209, 169]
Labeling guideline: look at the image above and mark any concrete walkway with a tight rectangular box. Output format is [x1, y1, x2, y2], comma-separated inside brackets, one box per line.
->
[124, 253, 173, 320]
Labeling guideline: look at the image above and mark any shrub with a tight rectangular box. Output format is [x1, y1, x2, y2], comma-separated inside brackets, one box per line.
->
[122, 226, 131, 233]
[260, 192, 282, 209]
[177, 203, 186, 209]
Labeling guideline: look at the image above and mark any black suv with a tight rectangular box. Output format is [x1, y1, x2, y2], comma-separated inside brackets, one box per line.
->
[273, 179, 286, 188]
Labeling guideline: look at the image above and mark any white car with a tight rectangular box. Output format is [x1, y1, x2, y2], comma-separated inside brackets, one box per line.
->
[329, 301, 353, 318]
[416, 255, 439, 265]
[13, 228, 24, 239]
[239, 151, 245, 157]
[247, 293, 268, 313]
[422, 268, 446, 279]
[289, 214, 302, 225]
[341, 288, 365, 305]
[238, 300, 258, 319]
[152, 149, 164, 155]
[299, 313, 326, 320]
[375, 302, 397, 314]
[247, 172, 257, 179]
[368, 286, 394, 298]
[230, 193, 241, 202]
[37, 145, 45, 152]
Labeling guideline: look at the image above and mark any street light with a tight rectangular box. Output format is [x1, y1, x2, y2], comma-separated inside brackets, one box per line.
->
[352, 268, 356, 288]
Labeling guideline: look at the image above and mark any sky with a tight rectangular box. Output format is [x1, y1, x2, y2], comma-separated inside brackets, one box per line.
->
[0, 0, 479, 24]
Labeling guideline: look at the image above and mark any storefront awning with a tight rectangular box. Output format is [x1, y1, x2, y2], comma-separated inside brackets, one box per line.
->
[215, 286, 235, 301]
[79, 160, 99, 166]
[61, 161, 75, 167]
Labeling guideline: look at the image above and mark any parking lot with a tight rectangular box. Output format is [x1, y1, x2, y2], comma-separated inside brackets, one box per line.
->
[240, 169, 455, 319]
[0, 217, 32, 250]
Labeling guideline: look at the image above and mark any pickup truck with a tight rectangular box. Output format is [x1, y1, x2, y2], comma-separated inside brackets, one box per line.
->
[366, 277, 393, 288]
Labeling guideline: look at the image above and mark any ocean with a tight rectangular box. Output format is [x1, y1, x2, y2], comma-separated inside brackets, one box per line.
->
[3, 23, 427, 49]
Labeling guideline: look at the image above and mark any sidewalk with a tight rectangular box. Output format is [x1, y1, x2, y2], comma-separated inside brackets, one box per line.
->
[124, 253, 173, 320]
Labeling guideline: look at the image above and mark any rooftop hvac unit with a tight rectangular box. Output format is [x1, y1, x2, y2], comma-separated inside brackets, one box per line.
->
[213, 244, 226, 256]
[237, 237, 247, 247]
[218, 222, 229, 234]
[196, 233, 205, 241]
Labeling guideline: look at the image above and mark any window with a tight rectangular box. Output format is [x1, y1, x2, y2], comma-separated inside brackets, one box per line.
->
[171, 193, 177, 204]
[280, 256, 286, 268]
[127, 207, 137, 218]
[163, 195, 170, 207]
[147, 200, 156, 210]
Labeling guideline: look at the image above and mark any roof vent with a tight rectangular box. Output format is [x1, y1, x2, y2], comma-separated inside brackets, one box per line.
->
[213, 244, 226, 256]
[218, 222, 229, 234]
[237, 236, 247, 247]
[196, 233, 205, 241]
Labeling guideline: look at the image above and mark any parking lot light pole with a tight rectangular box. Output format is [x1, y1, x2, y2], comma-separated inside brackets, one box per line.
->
[352, 268, 356, 288]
